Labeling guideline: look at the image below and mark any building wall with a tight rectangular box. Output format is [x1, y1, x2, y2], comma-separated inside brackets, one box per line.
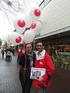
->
[39, 0, 70, 38]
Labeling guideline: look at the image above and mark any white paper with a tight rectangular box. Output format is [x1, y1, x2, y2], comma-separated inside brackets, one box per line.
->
[30, 67, 46, 79]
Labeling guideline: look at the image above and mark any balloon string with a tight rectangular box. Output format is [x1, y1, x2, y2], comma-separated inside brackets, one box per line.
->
[14, 27, 30, 34]
[22, 27, 30, 35]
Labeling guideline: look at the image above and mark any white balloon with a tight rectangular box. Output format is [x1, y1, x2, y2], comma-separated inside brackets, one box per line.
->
[13, 18, 26, 34]
[24, 8, 41, 28]
[8, 32, 24, 45]
[30, 20, 43, 37]
[23, 30, 35, 43]
[24, 14, 33, 28]
[31, 6, 41, 21]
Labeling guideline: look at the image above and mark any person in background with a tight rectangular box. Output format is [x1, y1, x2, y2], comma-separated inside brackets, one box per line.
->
[12, 48, 15, 56]
[17, 44, 25, 65]
[33, 41, 55, 93]
[0, 48, 1, 59]
[1, 48, 4, 59]
[19, 43, 36, 93]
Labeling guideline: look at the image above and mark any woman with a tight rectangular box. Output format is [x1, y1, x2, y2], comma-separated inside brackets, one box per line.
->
[19, 43, 36, 93]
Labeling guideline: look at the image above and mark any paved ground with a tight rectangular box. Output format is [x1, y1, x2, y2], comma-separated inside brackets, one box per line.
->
[46, 69, 70, 93]
[0, 55, 22, 93]
[0, 54, 70, 93]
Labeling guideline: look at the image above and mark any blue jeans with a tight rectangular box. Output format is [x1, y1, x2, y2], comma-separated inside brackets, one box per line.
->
[38, 89, 45, 93]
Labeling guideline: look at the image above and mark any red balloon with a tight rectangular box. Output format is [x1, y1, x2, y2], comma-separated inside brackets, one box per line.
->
[17, 20, 25, 27]
[34, 9, 41, 17]
[30, 23, 36, 29]
[16, 36, 21, 43]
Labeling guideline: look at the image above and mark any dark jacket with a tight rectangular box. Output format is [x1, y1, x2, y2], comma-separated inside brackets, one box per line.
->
[19, 52, 36, 82]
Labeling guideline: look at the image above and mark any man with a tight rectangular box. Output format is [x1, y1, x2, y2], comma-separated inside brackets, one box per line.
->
[33, 41, 55, 93]
[1, 49, 4, 59]
[19, 43, 36, 93]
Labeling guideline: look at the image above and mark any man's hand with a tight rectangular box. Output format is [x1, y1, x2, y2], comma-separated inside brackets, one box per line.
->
[37, 76, 43, 81]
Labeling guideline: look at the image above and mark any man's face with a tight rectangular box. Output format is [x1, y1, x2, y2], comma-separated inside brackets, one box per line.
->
[36, 42, 44, 52]
[26, 44, 32, 53]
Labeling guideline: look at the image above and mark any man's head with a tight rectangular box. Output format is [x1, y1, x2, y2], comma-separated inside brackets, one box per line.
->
[36, 41, 44, 53]
[25, 43, 32, 53]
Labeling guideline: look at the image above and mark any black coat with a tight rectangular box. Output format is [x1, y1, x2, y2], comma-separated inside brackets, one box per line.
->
[19, 52, 36, 82]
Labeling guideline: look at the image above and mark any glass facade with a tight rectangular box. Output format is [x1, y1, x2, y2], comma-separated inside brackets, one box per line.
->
[46, 44, 70, 70]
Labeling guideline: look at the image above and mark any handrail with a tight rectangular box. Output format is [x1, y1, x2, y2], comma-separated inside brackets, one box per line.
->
[39, 0, 52, 9]
[39, 0, 45, 7]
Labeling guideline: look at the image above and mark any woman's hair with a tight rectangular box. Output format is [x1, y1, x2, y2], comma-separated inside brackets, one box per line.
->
[25, 43, 32, 48]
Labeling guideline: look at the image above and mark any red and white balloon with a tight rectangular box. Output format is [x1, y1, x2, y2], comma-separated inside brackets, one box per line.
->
[15, 36, 21, 43]
[34, 9, 41, 17]
[17, 20, 25, 28]
[31, 20, 42, 36]
[14, 19, 26, 34]
[29, 6, 41, 22]
[30, 23, 36, 29]
[8, 32, 24, 45]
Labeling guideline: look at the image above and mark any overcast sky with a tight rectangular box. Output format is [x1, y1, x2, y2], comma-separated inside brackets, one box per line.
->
[0, 10, 14, 39]
[0, 0, 46, 39]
